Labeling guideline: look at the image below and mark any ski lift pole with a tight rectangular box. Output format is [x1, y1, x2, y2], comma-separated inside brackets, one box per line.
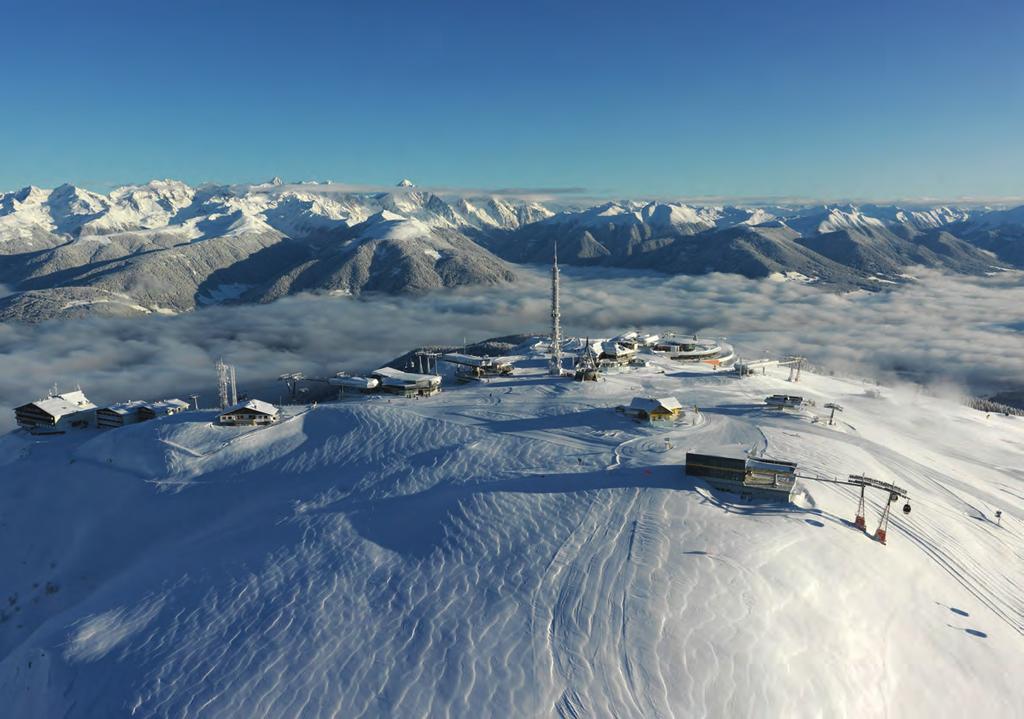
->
[875, 492, 898, 545]
[855, 483, 866, 530]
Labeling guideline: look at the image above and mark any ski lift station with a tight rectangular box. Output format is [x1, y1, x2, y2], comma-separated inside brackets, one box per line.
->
[371, 366, 442, 397]
[765, 394, 806, 410]
[328, 374, 381, 398]
[653, 335, 734, 364]
[685, 450, 798, 499]
[441, 353, 515, 380]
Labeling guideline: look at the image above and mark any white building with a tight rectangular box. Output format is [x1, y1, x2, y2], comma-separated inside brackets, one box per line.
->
[612, 331, 639, 350]
[218, 399, 280, 426]
[371, 367, 442, 397]
[96, 400, 149, 429]
[139, 398, 190, 420]
[598, 341, 637, 365]
[14, 390, 97, 434]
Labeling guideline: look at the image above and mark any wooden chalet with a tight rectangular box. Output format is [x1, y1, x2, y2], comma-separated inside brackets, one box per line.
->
[218, 399, 280, 426]
[625, 396, 683, 421]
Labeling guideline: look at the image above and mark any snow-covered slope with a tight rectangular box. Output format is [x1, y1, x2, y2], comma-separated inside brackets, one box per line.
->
[0, 341, 1021, 717]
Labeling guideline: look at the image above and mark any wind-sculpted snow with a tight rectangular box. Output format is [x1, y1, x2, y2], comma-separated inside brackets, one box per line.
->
[0, 346, 1021, 717]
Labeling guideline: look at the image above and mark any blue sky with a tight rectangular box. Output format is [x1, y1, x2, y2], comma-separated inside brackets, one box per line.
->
[2, 0, 1022, 200]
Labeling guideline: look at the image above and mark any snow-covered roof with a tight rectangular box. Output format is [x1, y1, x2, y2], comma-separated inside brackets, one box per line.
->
[143, 398, 190, 414]
[600, 341, 636, 357]
[629, 396, 683, 413]
[148, 398, 189, 410]
[99, 400, 148, 416]
[747, 457, 797, 473]
[371, 366, 442, 386]
[441, 353, 493, 368]
[220, 399, 279, 416]
[329, 375, 380, 389]
[19, 391, 97, 419]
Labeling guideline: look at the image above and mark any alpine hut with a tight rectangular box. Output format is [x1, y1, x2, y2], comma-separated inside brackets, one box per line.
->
[218, 399, 280, 426]
[625, 396, 683, 421]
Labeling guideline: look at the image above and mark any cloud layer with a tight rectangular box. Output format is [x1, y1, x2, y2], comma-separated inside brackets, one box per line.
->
[1, 268, 1022, 432]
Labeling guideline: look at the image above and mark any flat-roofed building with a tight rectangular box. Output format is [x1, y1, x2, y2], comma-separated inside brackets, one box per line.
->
[329, 375, 380, 398]
[441, 353, 514, 378]
[371, 367, 442, 397]
[96, 400, 149, 429]
[138, 399, 190, 420]
[765, 394, 804, 409]
[685, 450, 796, 500]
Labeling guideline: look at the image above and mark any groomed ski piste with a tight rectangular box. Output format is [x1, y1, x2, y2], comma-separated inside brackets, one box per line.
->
[1, 338, 1022, 718]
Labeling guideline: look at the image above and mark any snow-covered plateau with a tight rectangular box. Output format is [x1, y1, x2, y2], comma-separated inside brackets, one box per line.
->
[1, 339, 1021, 717]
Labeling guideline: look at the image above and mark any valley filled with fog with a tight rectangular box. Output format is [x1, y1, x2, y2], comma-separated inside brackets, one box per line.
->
[1, 266, 1021, 430]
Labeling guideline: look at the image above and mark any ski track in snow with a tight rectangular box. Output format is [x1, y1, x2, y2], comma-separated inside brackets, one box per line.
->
[0, 347, 1022, 717]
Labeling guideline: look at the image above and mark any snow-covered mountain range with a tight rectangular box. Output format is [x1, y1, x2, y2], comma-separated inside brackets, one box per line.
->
[1, 179, 1022, 321]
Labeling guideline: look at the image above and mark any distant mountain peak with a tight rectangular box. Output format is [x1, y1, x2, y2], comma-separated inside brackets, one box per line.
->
[396, 179, 415, 188]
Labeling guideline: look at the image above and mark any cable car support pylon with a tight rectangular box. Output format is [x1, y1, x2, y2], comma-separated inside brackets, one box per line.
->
[795, 472, 912, 546]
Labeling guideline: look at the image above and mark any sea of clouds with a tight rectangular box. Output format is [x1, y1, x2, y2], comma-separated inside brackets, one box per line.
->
[0, 268, 1022, 432]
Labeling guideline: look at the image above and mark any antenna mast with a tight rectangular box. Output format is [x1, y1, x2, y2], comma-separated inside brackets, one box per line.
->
[217, 359, 229, 409]
[549, 242, 562, 376]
